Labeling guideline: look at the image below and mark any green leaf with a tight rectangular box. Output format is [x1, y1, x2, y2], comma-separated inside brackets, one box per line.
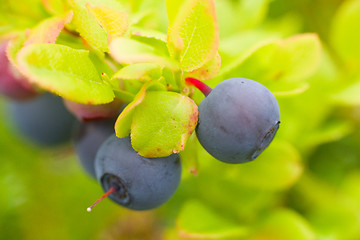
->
[17, 43, 114, 104]
[166, 0, 219, 72]
[131, 27, 167, 42]
[131, 91, 198, 157]
[69, 0, 124, 52]
[42, 0, 71, 15]
[112, 63, 162, 82]
[331, 0, 360, 68]
[115, 86, 147, 138]
[88, 51, 115, 78]
[227, 141, 303, 190]
[86, 3, 129, 44]
[130, 27, 168, 55]
[6, 34, 27, 66]
[176, 200, 248, 239]
[180, 133, 199, 176]
[111, 63, 163, 94]
[332, 80, 360, 105]
[110, 37, 178, 69]
[251, 209, 315, 240]
[217, 0, 271, 38]
[25, 11, 73, 45]
[273, 82, 310, 97]
[186, 51, 221, 80]
[218, 34, 321, 94]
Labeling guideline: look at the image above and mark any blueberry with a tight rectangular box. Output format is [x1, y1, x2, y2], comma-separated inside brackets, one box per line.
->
[196, 78, 280, 163]
[94, 135, 181, 210]
[9, 92, 77, 146]
[73, 119, 115, 178]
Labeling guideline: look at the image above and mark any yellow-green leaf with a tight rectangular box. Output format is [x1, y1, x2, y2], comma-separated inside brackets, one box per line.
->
[69, 0, 124, 52]
[17, 43, 114, 104]
[167, 0, 219, 72]
[25, 11, 73, 45]
[227, 141, 303, 190]
[115, 85, 147, 138]
[131, 91, 198, 157]
[110, 37, 178, 69]
[86, 3, 128, 44]
[218, 34, 321, 95]
[187, 51, 221, 80]
[331, 0, 360, 69]
[251, 209, 315, 240]
[176, 200, 248, 239]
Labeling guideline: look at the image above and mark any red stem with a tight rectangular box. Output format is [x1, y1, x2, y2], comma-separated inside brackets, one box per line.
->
[185, 77, 212, 97]
[87, 186, 117, 212]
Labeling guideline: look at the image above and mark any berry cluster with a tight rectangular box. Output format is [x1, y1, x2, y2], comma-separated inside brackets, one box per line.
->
[0, 40, 280, 211]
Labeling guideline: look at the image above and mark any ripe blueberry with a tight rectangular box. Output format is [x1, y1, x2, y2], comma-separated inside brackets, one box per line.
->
[93, 135, 181, 211]
[193, 78, 280, 163]
[73, 118, 115, 178]
[9, 92, 77, 146]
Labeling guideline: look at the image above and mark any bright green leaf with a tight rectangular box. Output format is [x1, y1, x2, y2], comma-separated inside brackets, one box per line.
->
[111, 63, 163, 94]
[113, 89, 135, 103]
[6, 34, 27, 66]
[251, 209, 315, 240]
[218, 34, 321, 94]
[17, 43, 114, 104]
[187, 51, 221, 80]
[332, 80, 360, 105]
[110, 37, 178, 69]
[86, 3, 129, 44]
[112, 63, 162, 82]
[180, 133, 200, 177]
[131, 91, 198, 157]
[115, 86, 147, 138]
[167, 0, 219, 72]
[226, 141, 303, 190]
[69, 0, 124, 52]
[331, 0, 360, 69]
[130, 27, 169, 55]
[25, 11, 73, 45]
[176, 200, 248, 239]
[42, 0, 70, 15]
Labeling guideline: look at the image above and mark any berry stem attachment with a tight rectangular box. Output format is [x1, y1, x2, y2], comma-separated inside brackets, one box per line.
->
[185, 77, 212, 97]
[87, 186, 118, 212]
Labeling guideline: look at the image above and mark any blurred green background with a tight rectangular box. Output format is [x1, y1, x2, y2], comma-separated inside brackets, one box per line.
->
[1, 0, 360, 239]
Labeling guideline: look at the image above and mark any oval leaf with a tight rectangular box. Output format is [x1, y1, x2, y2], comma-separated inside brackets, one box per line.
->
[110, 37, 178, 69]
[228, 141, 303, 190]
[187, 51, 221, 80]
[176, 200, 248, 239]
[69, 0, 124, 52]
[331, 0, 360, 68]
[17, 43, 114, 104]
[115, 86, 146, 138]
[219, 34, 321, 94]
[131, 91, 198, 158]
[167, 0, 219, 72]
[25, 11, 73, 45]
[86, 3, 129, 44]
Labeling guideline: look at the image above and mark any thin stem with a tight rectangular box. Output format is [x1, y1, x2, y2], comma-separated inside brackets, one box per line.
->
[87, 186, 118, 212]
[185, 77, 212, 97]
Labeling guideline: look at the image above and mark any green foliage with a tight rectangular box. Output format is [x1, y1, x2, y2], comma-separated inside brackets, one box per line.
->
[131, 91, 198, 157]
[17, 44, 115, 104]
[176, 200, 248, 239]
[167, 0, 219, 72]
[1, 0, 360, 239]
[330, 0, 360, 70]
